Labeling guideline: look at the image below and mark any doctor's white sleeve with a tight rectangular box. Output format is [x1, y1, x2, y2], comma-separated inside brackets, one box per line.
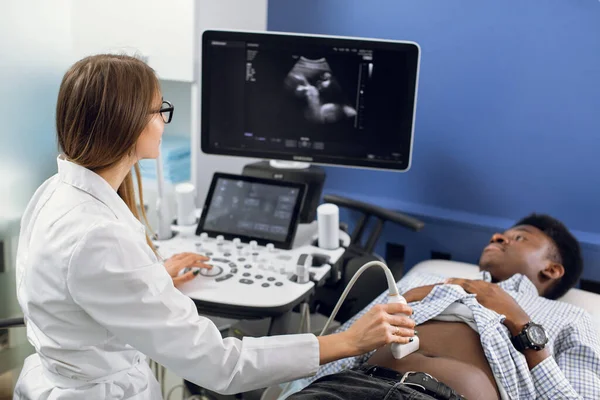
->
[66, 221, 320, 395]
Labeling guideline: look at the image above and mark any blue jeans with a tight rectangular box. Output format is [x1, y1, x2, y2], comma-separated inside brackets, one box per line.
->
[288, 364, 465, 400]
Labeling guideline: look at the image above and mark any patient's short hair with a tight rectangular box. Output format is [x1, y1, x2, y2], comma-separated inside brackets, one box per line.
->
[514, 214, 583, 300]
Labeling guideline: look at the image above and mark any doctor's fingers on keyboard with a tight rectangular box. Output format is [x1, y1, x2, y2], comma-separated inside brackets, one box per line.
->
[171, 252, 210, 262]
[176, 254, 212, 269]
[172, 269, 199, 288]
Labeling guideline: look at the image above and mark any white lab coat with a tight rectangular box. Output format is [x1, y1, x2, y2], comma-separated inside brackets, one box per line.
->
[14, 155, 320, 399]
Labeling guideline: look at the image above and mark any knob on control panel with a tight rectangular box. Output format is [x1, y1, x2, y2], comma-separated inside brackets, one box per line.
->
[216, 235, 225, 245]
[296, 254, 312, 284]
[250, 240, 258, 250]
[199, 265, 223, 277]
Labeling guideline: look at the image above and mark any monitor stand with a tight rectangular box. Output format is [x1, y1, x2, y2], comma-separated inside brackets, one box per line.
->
[268, 160, 311, 170]
[242, 160, 326, 224]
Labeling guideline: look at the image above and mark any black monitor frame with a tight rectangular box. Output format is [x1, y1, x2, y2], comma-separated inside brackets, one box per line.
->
[196, 173, 307, 249]
[200, 29, 421, 172]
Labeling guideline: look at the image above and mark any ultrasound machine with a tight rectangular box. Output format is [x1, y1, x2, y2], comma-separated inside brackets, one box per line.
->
[155, 172, 350, 334]
[153, 29, 424, 397]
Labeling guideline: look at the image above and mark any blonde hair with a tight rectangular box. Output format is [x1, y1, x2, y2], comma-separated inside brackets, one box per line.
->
[56, 54, 157, 249]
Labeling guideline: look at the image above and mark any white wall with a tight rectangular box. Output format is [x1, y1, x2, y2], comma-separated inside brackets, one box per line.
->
[0, 0, 75, 270]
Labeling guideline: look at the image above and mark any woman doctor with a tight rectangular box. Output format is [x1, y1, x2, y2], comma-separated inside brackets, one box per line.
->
[14, 54, 416, 399]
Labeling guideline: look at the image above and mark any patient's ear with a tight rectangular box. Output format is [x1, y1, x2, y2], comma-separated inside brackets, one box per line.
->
[540, 262, 565, 281]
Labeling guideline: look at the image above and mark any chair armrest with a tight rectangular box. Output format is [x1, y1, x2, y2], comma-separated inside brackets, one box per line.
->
[0, 317, 25, 329]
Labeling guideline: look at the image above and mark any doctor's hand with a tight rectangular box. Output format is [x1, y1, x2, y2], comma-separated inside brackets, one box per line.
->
[163, 253, 212, 288]
[317, 302, 416, 364]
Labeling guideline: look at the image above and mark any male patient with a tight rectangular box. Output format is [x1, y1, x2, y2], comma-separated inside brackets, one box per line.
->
[289, 214, 600, 399]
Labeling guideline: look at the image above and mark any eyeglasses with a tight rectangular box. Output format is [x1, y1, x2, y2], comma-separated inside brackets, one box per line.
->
[156, 100, 174, 124]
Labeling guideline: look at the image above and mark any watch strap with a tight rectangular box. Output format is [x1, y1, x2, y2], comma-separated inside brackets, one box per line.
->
[511, 330, 528, 352]
[511, 322, 532, 353]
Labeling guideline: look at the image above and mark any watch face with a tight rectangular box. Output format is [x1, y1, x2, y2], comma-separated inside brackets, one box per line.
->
[527, 324, 548, 345]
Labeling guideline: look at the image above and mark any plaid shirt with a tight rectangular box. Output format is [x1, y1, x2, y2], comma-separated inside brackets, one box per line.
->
[310, 271, 600, 399]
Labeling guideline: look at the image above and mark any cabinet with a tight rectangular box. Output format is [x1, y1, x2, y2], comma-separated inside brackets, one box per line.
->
[71, 0, 196, 82]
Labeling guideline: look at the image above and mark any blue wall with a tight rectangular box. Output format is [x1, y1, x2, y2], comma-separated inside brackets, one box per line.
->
[268, 1, 600, 280]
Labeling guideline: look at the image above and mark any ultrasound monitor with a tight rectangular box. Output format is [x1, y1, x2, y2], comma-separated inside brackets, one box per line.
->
[200, 30, 420, 171]
[197, 173, 306, 249]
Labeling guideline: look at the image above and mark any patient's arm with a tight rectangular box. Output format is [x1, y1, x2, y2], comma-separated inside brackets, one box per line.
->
[402, 284, 438, 303]
[529, 312, 600, 399]
[441, 278, 600, 398]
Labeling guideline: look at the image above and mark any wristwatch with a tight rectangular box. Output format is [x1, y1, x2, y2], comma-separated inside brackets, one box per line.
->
[511, 321, 549, 352]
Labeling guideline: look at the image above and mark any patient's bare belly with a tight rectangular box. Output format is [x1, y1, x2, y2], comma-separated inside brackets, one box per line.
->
[367, 321, 500, 400]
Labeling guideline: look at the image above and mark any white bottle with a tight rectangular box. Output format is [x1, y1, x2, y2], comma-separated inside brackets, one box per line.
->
[317, 203, 339, 250]
[175, 182, 196, 226]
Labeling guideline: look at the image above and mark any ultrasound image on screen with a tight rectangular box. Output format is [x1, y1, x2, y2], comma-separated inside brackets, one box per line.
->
[203, 178, 300, 243]
[283, 57, 357, 124]
[245, 50, 362, 145]
[203, 35, 419, 170]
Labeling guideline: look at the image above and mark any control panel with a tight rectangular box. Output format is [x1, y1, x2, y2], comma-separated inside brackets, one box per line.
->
[154, 222, 350, 319]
